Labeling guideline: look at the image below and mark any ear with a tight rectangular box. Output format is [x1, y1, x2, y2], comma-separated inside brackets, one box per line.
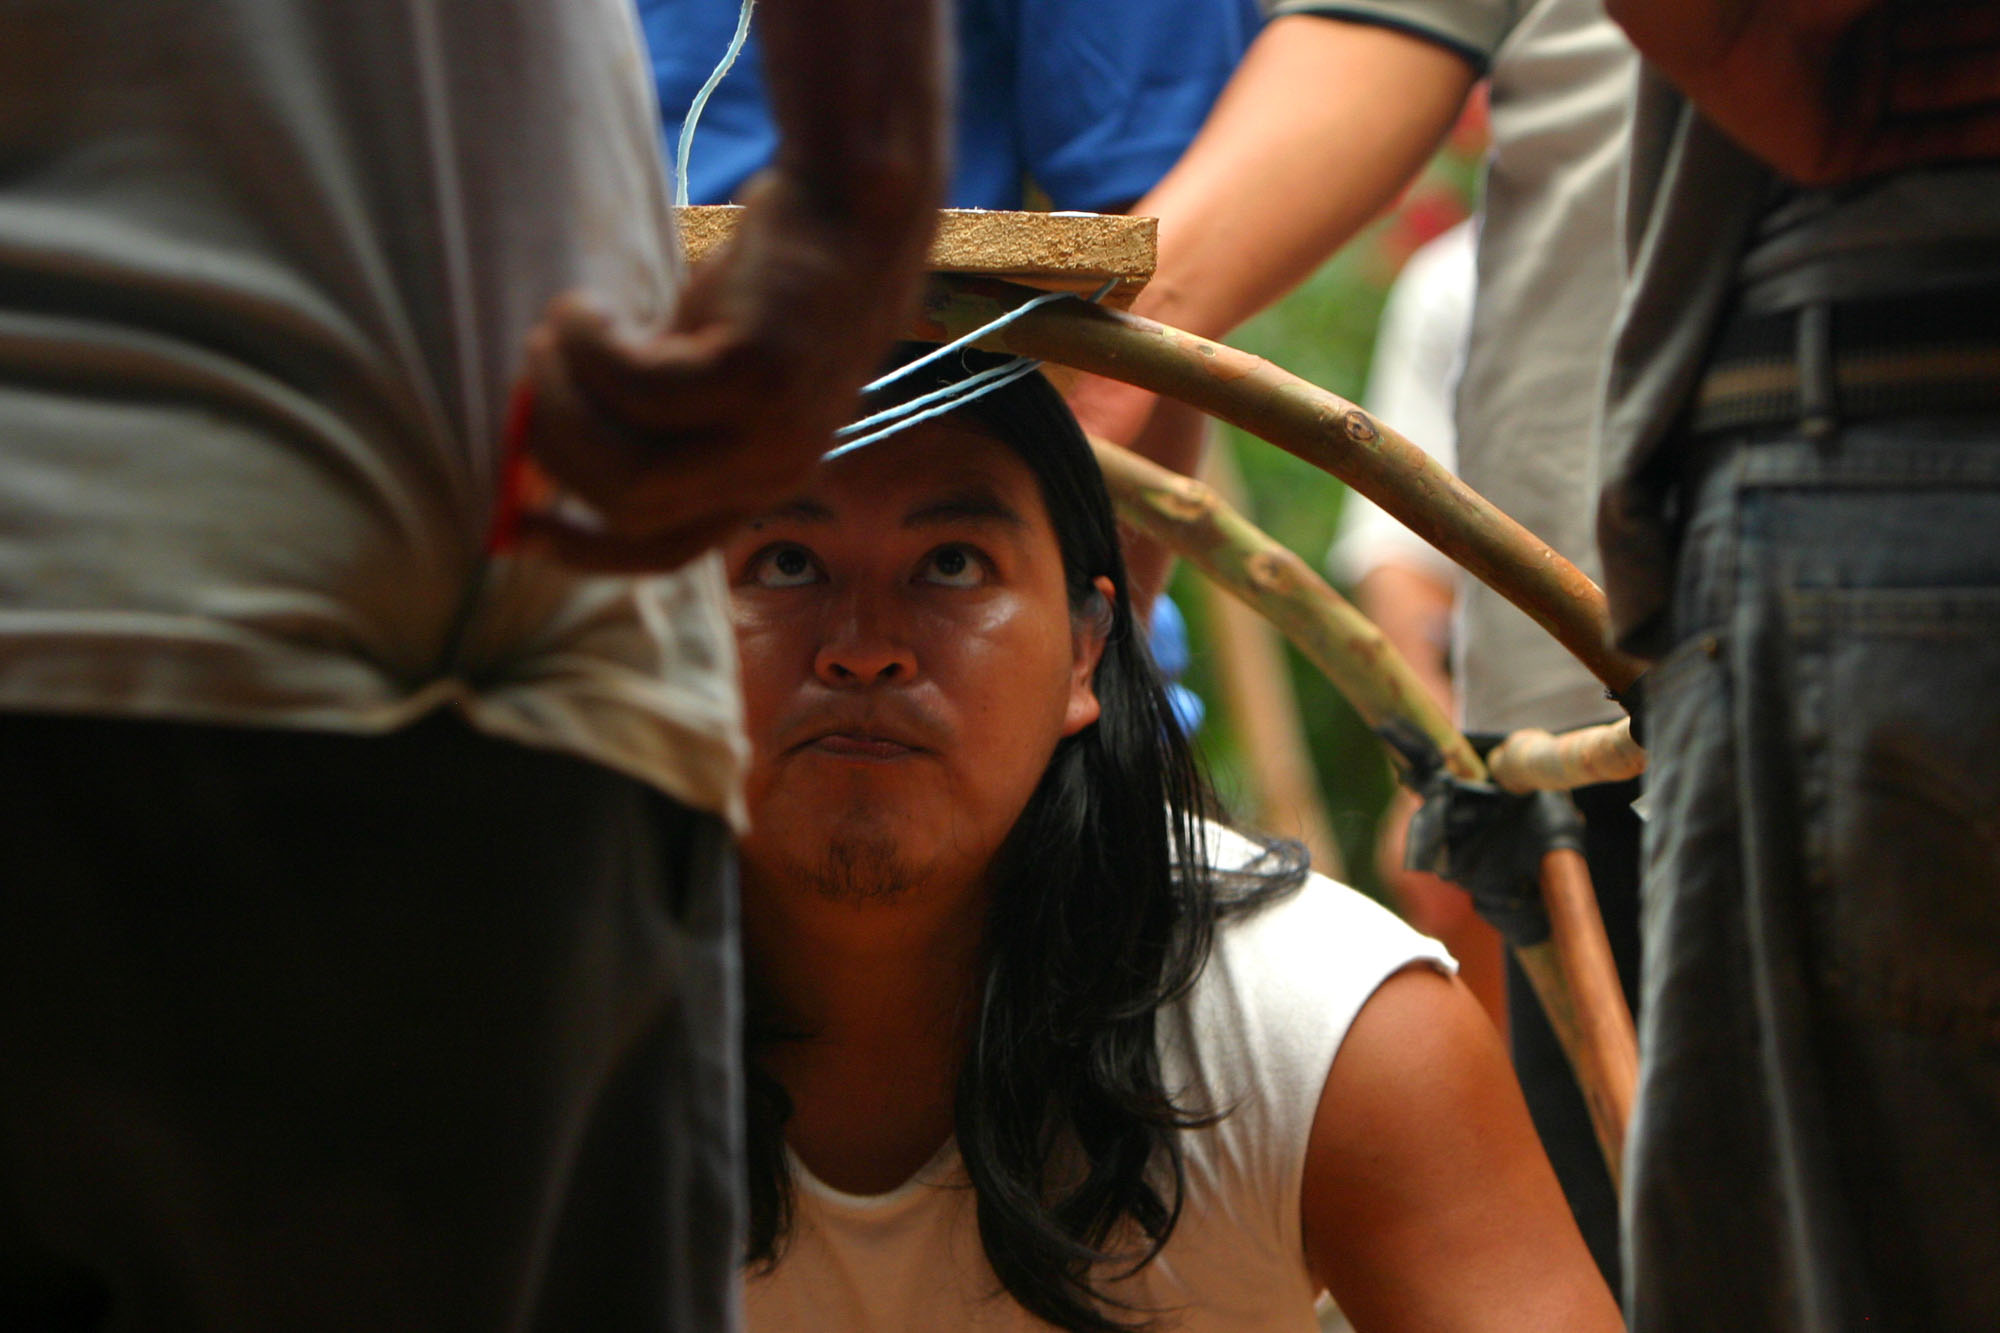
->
[1061, 575, 1116, 738]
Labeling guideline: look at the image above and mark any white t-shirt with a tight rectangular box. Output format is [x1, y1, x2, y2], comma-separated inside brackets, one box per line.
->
[744, 830, 1455, 1330]
[0, 0, 747, 822]
[1277, 0, 1636, 734]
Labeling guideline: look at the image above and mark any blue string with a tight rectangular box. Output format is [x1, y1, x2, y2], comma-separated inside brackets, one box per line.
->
[834, 358, 1032, 441]
[675, 0, 757, 210]
[858, 285, 1099, 395]
[825, 357, 1048, 460]
[826, 277, 1118, 459]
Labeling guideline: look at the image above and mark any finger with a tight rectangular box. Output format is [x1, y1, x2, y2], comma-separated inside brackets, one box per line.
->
[519, 318, 670, 514]
[562, 310, 867, 445]
[1894, 2, 2000, 55]
[1857, 106, 2000, 175]
[541, 292, 745, 424]
[560, 311, 762, 427]
[524, 357, 828, 542]
[524, 323, 784, 539]
[514, 507, 748, 575]
[527, 303, 843, 509]
[1887, 47, 2000, 117]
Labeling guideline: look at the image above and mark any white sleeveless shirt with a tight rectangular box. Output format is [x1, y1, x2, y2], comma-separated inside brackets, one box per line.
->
[745, 831, 1455, 1330]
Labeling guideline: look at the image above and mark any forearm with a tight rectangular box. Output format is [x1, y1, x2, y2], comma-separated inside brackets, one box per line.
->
[1353, 563, 1455, 713]
[1128, 15, 1477, 340]
[1068, 16, 1473, 470]
[759, 0, 949, 247]
[513, 0, 950, 573]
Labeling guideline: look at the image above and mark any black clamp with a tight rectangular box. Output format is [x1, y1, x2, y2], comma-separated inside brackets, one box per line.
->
[1379, 722, 1586, 952]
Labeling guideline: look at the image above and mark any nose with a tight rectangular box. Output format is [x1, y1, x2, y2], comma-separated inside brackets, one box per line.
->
[813, 595, 917, 687]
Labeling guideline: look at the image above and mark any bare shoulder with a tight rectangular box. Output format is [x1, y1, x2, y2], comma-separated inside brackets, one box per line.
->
[1301, 966, 1623, 1332]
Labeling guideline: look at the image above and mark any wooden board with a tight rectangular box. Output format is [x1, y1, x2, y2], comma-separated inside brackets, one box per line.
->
[675, 206, 1156, 308]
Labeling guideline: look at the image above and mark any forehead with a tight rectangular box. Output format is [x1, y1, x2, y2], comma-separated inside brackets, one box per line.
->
[759, 416, 1055, 533]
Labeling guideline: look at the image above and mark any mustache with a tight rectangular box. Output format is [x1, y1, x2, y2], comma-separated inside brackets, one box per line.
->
[772, 695, 953, 754]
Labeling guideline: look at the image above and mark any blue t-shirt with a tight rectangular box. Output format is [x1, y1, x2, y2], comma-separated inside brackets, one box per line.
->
[643, 0, 1263, 210]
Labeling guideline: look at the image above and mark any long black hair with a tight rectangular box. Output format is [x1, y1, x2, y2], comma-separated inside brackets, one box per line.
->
[743, 345, 1307, 1331]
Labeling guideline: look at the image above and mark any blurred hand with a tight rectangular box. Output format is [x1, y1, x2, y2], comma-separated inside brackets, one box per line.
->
[1376, 787, 1478, 938]
[514, 170, 936, 572]
[1068, 376, 1212, 613]
[1609, 0, 2000, 185]
[1377, 785, 1509, 1031]
[1066, 369, 1162, 452]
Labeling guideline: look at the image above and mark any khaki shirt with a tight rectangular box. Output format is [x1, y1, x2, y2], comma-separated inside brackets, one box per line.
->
[1277, 0, 1635, 733]
[0, 0, 747, 822]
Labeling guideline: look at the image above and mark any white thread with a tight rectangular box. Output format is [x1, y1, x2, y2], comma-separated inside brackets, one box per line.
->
[859, 286, 1091, 395]
[675, 0, 757, 210]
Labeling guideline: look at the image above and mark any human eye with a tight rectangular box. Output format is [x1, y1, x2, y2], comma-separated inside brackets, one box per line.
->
[917, 543, 988, 589]
[745, 543, 822, 589]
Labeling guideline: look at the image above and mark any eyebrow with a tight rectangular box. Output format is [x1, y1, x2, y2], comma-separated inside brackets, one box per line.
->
[901, 485, 1028, 531]
[745, 485, 1029, 532]
[748, 498, 834, 527]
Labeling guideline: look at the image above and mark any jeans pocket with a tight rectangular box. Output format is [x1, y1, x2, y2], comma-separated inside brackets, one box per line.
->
[1789, 586, 2000, 1048]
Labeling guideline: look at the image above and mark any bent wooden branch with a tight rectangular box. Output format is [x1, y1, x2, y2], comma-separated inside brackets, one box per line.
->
[1487, 718, 1648, 794]
[1091, 436, 1484, 783]
[1530, 848, 1640, 1187]
[1198, 441, 1349, 878]
[1092, 431, 1639, 1187]
[921, 278, 1651, 699]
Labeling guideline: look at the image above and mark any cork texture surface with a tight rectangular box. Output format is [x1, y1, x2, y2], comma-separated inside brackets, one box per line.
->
[675, 206, 1157, 307]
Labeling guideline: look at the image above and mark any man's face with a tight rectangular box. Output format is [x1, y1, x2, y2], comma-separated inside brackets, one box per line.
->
[725, 417, 1108, 905]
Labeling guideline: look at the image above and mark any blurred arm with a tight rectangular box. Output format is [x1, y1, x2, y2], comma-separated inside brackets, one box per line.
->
[1607, 0, 2000, 185]
[1067, 15, 1474, 605]
[518, 0, 949, 571]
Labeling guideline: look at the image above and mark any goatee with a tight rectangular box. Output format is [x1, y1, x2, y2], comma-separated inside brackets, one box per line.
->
[806, 833, 914, 903]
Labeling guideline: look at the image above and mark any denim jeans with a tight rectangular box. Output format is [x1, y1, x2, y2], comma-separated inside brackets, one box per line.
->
[1627, 412, 2000, 1331]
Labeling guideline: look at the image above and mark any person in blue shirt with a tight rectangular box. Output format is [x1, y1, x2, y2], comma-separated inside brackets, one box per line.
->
[645, 0, 1263, 211]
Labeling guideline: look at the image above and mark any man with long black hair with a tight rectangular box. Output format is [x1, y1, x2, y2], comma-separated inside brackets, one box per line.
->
[720, 347, 1619, 1331]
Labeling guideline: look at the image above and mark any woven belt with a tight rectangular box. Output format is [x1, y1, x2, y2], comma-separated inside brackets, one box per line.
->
[1691, 284, 2000, 437]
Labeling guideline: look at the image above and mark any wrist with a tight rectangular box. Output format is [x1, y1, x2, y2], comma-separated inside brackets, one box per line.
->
[735, 167, 940, 289]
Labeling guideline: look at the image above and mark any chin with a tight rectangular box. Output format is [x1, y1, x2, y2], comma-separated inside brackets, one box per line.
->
[805, 832, 920, 904]
[742, 800, 920, 905]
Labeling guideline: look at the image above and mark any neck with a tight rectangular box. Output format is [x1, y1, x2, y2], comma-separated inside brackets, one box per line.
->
[741, 861, 990, 1193]
[743, 864, 989, 1043]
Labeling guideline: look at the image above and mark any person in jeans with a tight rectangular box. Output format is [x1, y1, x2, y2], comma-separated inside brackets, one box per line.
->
[1597, 2, 2000, 1326]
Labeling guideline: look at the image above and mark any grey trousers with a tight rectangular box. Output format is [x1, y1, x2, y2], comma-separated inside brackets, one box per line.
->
[1628, 413, 2000, 1331]
[0, 712, 742, 1332]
